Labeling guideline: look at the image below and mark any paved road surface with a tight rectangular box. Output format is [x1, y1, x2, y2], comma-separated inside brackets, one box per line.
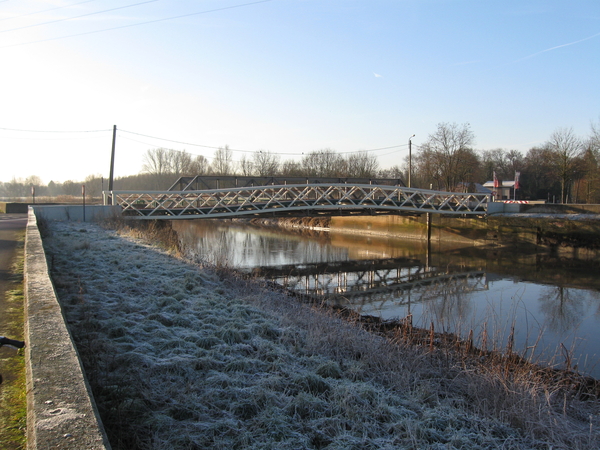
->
[0, 213, 27, 292]
[0, 213, 27, 448]
[0, 213, 27, 340]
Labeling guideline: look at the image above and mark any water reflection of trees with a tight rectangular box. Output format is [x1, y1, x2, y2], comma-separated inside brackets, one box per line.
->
[537, 286, 588, 333]
[416, 278, 476, 333]
[175, 223, 348, 268]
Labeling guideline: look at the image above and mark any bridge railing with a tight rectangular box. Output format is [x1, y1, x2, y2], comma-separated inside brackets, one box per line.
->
[104, 184, 490, 219]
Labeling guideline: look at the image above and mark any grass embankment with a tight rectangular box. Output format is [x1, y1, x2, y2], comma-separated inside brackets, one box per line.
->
[0, 237, 26, 450]
[41, 220, 600, 450]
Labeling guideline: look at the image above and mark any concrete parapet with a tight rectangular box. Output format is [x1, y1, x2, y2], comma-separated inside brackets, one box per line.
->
[24, 209, 111, 449]
[31, 205, 121, 222]
[0, 202, 29, 213]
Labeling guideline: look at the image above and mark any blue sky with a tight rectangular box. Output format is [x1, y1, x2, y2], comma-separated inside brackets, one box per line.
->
[0, 0, 599, 183]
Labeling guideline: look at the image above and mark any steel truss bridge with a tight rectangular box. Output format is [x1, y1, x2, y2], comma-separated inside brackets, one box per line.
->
[106, 183, 490, 219]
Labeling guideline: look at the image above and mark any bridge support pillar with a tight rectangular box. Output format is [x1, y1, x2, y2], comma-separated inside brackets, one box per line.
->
[426, 213, 432, 243]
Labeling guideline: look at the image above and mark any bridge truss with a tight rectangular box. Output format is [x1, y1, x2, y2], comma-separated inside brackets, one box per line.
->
[106, 183, 490, 219]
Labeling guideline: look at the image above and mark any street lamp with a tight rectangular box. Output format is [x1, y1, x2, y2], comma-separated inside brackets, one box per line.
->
[408, 134, 415, 188]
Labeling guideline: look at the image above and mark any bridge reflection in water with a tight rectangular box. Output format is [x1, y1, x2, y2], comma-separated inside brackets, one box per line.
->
[250, 257, 489, 318]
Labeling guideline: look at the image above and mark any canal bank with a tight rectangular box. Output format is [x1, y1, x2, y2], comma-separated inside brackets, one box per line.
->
[17, 205, 595, 448]
[248, 203, 600, 258]
[37, 217, 600, 449]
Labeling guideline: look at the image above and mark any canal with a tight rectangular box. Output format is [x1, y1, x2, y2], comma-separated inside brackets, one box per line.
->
[171, 219, 600, 379]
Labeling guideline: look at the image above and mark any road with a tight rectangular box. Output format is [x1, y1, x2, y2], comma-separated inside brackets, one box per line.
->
[0, 213, 27, 298]
[0, 213, 27, 353]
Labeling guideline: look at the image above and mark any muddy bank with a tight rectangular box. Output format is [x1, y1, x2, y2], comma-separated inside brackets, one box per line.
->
[243, 213, 600, 255]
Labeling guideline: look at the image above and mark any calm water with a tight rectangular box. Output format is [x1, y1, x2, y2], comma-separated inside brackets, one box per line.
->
[172, 220, 600, 378]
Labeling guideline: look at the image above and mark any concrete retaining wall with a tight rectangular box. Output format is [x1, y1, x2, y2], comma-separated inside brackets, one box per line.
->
[24, 208, 111, 449]
[31, 204, 121, 222]
[487, 202, 600, 215]
[0, 202, 29, 213]
[329, 214, 490, 245]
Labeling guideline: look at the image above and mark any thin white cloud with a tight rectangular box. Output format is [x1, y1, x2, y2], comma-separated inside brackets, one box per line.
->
[373, 72, 382, 78]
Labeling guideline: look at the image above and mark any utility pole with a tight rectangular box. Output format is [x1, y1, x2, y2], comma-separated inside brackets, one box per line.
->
[408, 134, 415, 188]
[108, 125, 116, 205]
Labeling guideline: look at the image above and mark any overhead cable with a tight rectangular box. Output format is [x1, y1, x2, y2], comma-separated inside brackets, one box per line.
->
[0, 0, 101, 23]
[0, 0, 160, 34]
[0, 125, 409, 156]
[1, 0, 273, 48]
[0, 126, 111, 133]
[119, 129, 407, 156]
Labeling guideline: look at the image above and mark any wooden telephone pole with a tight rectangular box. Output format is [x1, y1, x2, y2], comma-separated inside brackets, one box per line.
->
[108, 125, 116, 204]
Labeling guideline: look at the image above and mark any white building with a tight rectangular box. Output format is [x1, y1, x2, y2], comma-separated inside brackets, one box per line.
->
[483, 180, 516, 200]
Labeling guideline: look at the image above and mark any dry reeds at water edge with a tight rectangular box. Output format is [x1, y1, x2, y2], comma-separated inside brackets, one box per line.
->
[42, 219, 600, 450]
[356, 311, 600, 400]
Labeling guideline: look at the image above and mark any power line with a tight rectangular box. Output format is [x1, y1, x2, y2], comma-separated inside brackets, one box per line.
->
[0, 135, 107, 141]
[0, 126, 111, 133]
[0, 0, 160, 34]
[0, 125, 408, 156]
[0, 0, 101, 23]
[119, 129, 407, 156]
[1, 0, 274, 49]
[120, 129, 226, 151]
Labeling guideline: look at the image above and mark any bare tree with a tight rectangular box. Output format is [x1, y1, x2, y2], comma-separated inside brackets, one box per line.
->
[253, 150, 280, 176]
[238, 154, 254, 176]
[546, 127, 583, 203]
[590, 117, 600, 152]
[523, 146, 558, 200]
[62, 180, 81, 196]
[190, 155, 210, 175]
[346, 152, 379, 178]
[142, 148, 171, 175]
[581, 119, 600, 202]
[84, 174, 105, 198]
[1, 178, 28, 198]
[377, 165, 403, 179]
[280, 159, 303, 176]
[170, 150, 193, 177]
[480, 149, 506, 182]
[505, 149, 524, 177]
[301, 149, 346, 177]
[211, 145, 234, 175]
[576, 144, 599, 203]
[415, 122, 476, 190]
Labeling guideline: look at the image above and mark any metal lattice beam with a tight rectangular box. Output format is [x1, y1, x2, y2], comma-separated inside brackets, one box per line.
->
[105, 184, 490, 219]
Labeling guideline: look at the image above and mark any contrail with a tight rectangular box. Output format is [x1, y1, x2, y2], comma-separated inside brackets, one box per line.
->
[510, 31, 600, 64]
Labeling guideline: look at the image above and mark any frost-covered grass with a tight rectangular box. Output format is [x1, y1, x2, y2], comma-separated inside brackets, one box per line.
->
[42, 220, 600, 450]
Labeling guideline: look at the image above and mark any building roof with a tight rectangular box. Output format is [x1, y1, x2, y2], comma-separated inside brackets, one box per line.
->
[456, 182, 492, 193]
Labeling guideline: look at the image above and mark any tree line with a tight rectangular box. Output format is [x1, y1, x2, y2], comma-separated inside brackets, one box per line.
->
[412, 121, 600, 203]
[1, 120, 599, 203]
[140, 146, 384, 180]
